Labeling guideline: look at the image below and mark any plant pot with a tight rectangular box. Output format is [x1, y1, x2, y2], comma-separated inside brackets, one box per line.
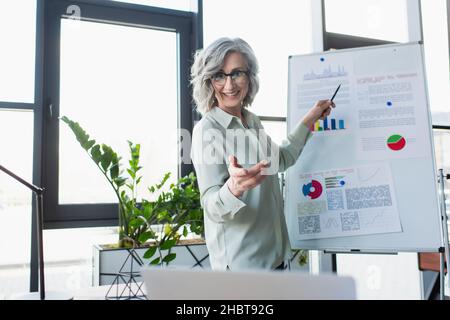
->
[92, 238, 209, 286]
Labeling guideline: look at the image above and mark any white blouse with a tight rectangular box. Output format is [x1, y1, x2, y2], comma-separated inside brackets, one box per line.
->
[191, 106, 312, 270]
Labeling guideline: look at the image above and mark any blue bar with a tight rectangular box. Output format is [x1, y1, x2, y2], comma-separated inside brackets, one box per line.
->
[339, 119, 345, 129]
[323, 117, 329, 130]
[331, 119, 336, 130]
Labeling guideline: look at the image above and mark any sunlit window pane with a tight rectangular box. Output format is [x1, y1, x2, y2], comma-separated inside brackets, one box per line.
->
[433, 129, 450, 217]
[421, 0, 450, 125]
[43, 227, 118, 292]
[59, 19, 178, 204]
[324, 0, 409, 42]
[110, 0, 192, 11]
[433, 129, 450, 174]
[261, 120, 287, 147]
[0, 110, 34, 298]
[0, 1, 36, 103]
[203, 1, 314, 117]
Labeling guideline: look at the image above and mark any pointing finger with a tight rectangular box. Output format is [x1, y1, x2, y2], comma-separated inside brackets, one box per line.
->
[246, 160, 270, 176]
[228, 156, 248, 177]
[229, 167, 248, 177]
[228, 155, 240, 168]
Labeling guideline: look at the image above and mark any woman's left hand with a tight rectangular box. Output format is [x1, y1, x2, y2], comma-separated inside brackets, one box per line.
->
[301, 100, 336, 128]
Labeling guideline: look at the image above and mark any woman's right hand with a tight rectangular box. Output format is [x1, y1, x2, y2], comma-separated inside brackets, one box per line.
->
[226, 155, 269, 198]
[301, 99, 336, 128]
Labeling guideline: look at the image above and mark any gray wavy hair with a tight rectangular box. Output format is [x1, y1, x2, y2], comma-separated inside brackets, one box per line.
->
[190, 37, 259, 116]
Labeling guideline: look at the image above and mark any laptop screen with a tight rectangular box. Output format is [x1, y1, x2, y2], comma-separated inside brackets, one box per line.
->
[142, 267, 356, 300]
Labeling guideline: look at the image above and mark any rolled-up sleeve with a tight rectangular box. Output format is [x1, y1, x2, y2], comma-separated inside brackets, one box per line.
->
[191, 125, 247, 223]
[278, 122, 312, 172]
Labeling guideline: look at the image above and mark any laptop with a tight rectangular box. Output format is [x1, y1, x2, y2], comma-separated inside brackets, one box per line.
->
[142, 267, 357, 300]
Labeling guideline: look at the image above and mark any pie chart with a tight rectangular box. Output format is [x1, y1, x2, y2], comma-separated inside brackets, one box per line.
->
[302, 180, 323, 200]
[387, 134, 406, 151]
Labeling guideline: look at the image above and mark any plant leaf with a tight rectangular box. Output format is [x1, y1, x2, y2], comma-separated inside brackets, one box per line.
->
[127, 169, 135, 179]
[110, 154, 120, 179]
[162, 253, 176, 263]
[90, 144, 102, 164]
[138, 231, 154, 244]
[143, 246, 157, 259]
[156, 172, 171, 189]
[100, 144, 113, 172]
[84, 139, 95, 150]
[160, 239, 176, 251]
[61, 116, 90, 150]
[114, 177, 127, 188]
[129, 218, 144, 228]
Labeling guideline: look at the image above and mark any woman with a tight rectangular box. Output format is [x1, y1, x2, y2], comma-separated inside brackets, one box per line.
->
[190, 37, 335, 271]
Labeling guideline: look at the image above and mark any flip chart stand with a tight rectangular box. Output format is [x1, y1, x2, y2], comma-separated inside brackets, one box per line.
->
[438, 169, 450, 300]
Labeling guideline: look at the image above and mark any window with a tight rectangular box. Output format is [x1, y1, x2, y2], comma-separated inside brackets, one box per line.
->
[434, 129, 450, 173]
[0, 1, 36, 103]
[323, 0, 450, 126]
[260, 120, 287, 147]
[433, 129, 450, 217]
[421, 0, 450, 126]
[42, 227, 118, 293]
[203, 0, 314, 118]
[43, 0, 198, 227]
[0, 110, 34, 298]
[1, 0, 201, 296]
[202, 0, 315, 160]
[324, 0, 409, 42]
[0, 0, 38, 296]
[422, 0, 450, 226]
[59, 19, 178, 204]
[110, 0, 193, 11]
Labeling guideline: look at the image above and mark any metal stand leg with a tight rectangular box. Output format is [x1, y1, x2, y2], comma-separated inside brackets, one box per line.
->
[105, 249, 147, 300]
[438, 169, 450, 300]
[440, 251, 445, 300]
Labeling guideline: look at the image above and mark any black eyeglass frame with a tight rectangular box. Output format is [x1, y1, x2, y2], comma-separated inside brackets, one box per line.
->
[210, 70, 249, 83]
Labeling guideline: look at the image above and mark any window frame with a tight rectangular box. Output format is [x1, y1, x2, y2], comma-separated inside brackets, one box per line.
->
[0, 0, 42, 293]
[41, 0, 201, 229]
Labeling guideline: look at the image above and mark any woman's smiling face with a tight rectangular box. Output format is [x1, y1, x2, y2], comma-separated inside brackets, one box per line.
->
[211, 52, 249, 114]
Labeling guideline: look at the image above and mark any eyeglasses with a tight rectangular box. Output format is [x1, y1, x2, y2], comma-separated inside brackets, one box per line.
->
[211, 70, 249, 86]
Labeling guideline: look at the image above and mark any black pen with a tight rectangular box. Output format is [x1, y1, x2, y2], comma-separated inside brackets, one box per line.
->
[330, 84, 341, 102]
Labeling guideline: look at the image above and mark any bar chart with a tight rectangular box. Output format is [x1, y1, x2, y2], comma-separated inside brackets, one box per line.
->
[311, 117, 346, 132]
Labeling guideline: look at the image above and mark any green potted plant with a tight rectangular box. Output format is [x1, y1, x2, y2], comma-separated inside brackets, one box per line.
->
[60, 116, 204, 266]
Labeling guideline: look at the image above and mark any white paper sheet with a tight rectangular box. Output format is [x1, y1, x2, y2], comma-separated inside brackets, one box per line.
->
[291, 51, 431, 162]
[295, 164, 402, 240]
